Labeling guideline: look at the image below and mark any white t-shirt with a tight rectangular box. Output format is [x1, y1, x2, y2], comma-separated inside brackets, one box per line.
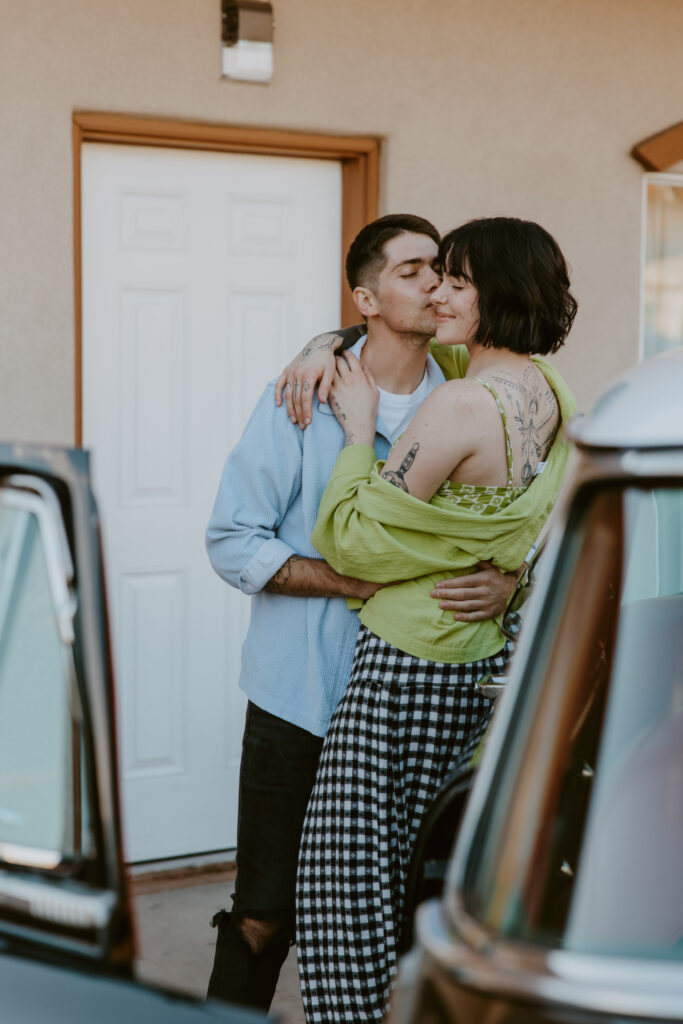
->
[349, 336, 445, 444]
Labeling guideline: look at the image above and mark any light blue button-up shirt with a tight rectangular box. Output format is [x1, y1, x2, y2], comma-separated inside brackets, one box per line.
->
[206, 344, 445, 736]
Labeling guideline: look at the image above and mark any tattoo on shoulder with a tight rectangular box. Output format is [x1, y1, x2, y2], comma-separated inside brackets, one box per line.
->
[381, 443, 420, 493]
[491, 372, 524, 401]
[265, 555, 304, 594]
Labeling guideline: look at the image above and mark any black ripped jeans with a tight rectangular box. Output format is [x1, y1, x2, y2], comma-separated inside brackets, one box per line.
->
[207, 702, 324, 1011]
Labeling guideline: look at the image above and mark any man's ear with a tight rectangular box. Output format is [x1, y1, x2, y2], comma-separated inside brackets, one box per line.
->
[352, 286, 378, 319]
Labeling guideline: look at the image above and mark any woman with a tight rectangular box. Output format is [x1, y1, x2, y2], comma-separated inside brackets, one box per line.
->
[295, 217, 578, 1024]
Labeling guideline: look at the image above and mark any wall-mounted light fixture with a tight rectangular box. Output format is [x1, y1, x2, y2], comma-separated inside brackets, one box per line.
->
[221, 0, 274, 84]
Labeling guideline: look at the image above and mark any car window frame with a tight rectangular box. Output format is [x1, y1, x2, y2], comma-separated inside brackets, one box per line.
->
[0, 459, 129, 965]
[0, 475, 89, 872]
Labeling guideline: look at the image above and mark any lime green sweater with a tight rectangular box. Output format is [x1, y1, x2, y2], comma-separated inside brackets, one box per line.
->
[311, 356, 577, 663]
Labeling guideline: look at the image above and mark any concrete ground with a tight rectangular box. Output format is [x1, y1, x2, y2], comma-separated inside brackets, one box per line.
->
[131, 865, 305, 1024]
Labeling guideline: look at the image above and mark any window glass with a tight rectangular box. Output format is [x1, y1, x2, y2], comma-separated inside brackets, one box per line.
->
[643, 177, 683, 359]
[0, 500, 91, 862]
[462, 486, 683, 960]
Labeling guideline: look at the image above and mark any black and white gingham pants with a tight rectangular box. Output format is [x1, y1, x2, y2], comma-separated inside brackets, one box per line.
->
[296, 625, 509, 1024]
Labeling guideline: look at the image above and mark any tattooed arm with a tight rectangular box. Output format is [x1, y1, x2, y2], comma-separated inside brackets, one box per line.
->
[274, 324, 365, 427]
[266, 553, 514, 620]
[264, 554, 380, 599]
[206, 380, 379, 601]
[327, 350, 380, 447]
[379, 380, 481, 500]
[381, 445, 419, 491]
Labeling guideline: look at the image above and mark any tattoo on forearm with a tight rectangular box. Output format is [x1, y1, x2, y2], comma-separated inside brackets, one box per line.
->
[381, 443, 420, 492]
[265, 555, 304, 594]
[301, 333, 342, 360]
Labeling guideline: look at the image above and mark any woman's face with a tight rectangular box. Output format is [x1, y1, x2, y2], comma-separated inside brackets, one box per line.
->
[431, 273, 480, 347]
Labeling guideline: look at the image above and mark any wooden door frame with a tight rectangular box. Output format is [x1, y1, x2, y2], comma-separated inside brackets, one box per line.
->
[72, 111, 380, 445]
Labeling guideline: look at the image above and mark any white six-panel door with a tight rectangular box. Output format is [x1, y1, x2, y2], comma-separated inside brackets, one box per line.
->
[81, 143, 341, 861]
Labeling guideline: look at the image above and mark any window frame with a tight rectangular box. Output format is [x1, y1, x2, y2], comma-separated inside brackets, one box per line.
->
[639, 171, 683, 362]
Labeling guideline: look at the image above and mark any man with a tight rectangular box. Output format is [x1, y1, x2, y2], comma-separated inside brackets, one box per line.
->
[205, 214, 515, 1012]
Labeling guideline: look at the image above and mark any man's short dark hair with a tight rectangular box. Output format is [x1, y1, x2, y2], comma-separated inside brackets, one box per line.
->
[346, 214, 441, 291]
[439, 217, 578, 355]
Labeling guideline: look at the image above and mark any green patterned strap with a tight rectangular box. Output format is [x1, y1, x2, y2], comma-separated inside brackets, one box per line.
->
[473, 377, 515, 485]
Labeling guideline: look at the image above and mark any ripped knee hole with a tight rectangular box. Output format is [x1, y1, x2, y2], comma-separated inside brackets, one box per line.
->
[238, 916, 286, 955]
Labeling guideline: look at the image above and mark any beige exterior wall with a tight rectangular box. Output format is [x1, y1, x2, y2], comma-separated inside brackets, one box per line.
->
[2, 0, 682, 442]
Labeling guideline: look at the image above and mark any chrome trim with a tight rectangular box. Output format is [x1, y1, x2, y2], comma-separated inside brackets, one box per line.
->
[477, 675, 508, 699]
[620, 449, 683, 476]
[0, 842, 62, 870]
[0, 869, 115, 931]
[417, 899, 683, 1020]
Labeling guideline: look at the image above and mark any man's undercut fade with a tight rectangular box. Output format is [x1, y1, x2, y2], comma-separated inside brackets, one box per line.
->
[346, 214, 441, 292]
[439, 217, 578, 355]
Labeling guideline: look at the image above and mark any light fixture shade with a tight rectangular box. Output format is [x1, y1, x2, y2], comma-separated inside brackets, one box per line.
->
[221, 0, 274, 83]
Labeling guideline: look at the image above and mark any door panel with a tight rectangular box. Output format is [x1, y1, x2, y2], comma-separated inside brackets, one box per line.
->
[81, 143, 342, 860]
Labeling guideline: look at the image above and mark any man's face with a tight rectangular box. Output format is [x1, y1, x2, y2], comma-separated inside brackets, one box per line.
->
[361, 232, 440, 337]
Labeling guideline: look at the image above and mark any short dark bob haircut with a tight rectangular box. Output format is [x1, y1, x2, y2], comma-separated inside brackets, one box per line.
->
[439, 217, 577, 355]
[346, 213, 440, 291]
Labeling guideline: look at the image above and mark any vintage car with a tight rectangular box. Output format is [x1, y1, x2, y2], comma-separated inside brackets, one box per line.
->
[389, 348, 683, 1024]
[0, 444, 265, 1022]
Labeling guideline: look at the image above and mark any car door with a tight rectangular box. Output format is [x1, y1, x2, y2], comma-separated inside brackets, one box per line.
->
[0, 443, 265, 1021]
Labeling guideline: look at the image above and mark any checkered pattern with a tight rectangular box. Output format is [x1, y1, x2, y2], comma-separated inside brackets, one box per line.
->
[296, 625, 509, 1023]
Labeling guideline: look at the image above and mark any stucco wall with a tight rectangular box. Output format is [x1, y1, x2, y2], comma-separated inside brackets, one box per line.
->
[2, 0, 682, 441]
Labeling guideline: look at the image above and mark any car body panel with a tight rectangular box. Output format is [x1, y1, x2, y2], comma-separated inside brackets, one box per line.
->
[0, 950, 265, 1023]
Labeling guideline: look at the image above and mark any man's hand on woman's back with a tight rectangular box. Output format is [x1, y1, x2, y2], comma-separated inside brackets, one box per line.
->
[431, 560, 520, 622]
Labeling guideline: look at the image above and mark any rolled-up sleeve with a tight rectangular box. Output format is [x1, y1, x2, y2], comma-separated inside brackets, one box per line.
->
[206, 384, 304, 595]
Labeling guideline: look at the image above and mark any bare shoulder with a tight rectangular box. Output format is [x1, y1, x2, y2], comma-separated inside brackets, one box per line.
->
[426, 377, 495, 413]
[434, 378, 518, 436]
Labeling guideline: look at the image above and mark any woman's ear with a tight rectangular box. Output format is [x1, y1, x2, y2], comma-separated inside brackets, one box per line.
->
[352, 286, 377, 319]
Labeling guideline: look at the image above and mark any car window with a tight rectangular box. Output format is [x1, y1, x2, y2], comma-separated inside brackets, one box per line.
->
[0, 485, 93, 867]
[461, 485, 683, 961]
